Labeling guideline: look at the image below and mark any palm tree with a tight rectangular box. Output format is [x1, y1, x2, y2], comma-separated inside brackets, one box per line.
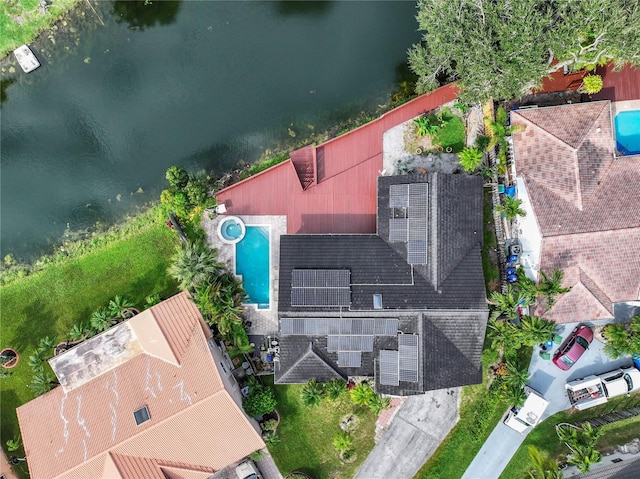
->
[325, 379, 347, 401]
[168, 241, 224, 291]
[503, 385, 527, 407]
[488, 285, 529, 320]
[69, 322, 89, 341]
[496, 196, 527, 221]
[301, 379, 325, 407]
[90, 307, 116, 333]
[520, 316, 557, 346]
[503, 361, 530, 390]
[538, 269, 570, 310]
[486, 106, 526, 159]
[603, 323, 630, 358]
[29, 370, 58, 397]
[369, 394, 391, 414]
[6, 435, 21, 452]
[487, 318, 528, 356]
[107, 295, 135, 320]
[556, 423, 602, 473]
[568, 447, 602, 472]
[527, 446, 564, 479]
[350, 382, 375, 407]
[332, 431, 353, 453]
[458, 147, 484, 173]
[144, 294, 161, 309]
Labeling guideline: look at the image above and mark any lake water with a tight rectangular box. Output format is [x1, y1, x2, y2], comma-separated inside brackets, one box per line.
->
[0, 1, 419, 261]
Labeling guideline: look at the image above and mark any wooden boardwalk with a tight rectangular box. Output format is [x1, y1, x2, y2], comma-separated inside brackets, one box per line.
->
[216, 84, 460, 234]
[592, 63, 640, 102]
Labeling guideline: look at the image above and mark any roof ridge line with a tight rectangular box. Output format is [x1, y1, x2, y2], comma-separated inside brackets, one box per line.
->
[574, 101, 609, 149]
[512, 110, 579, 151]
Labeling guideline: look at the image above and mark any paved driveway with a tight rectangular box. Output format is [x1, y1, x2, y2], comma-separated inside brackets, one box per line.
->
[462, 321, 633, 479]
[355, 388, 460, 479]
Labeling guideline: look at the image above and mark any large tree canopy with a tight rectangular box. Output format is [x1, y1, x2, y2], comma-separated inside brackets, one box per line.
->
[408, 0, 640, 103]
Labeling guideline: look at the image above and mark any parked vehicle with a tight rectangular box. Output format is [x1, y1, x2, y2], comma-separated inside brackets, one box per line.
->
[566, 366, 640, 410]
[503, 386, 549, 433]
[553, 325, 594, 370]
[236, 460, 262, 479]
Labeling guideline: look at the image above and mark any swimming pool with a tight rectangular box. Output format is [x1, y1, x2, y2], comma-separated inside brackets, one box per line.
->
[615, 110, 640, 155]
[235, 226, 270, 309]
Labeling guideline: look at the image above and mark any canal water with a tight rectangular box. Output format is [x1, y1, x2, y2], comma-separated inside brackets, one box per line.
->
[1, 1, 419, 261]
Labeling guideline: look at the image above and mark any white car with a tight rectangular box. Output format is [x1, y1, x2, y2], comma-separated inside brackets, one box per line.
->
[235, 460, 261, 479]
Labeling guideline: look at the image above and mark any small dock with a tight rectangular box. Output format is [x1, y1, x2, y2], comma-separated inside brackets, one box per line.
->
[13, 45, 40, 73]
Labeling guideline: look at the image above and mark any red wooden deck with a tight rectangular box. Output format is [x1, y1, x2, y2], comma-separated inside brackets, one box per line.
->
[592, 63, 640, 102]
[216, 83, 459, 234]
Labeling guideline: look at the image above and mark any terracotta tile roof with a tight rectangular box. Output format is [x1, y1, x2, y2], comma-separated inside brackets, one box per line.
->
[106, 453, 214, 479]
[512, 101, 616, 211]
[513, 102, 640, 322]
[17, 292, 264, 479]
[532, 218, 640, 323]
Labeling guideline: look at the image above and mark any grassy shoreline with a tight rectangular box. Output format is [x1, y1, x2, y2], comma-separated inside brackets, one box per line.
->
[0, 0, 83, 59]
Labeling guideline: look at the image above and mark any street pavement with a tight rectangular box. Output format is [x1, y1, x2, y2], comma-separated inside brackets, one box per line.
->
[462, 321, 634, 479]
[354, 388, 460, 479]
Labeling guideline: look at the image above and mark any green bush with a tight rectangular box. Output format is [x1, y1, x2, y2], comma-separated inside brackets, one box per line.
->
[333, 431, 353, 453]
[243, 381, 277, 418]
[260, 419, 278, 431]
[165, 165, 189, 190]
[325, 378, 347, 401]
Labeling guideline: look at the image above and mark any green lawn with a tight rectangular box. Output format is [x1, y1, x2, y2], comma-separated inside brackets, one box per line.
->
[500, 394, 640, 478]
[0, 0, 81, 58]
[0, 223, 178, 468]
[432, 109, 466, 153]
[264, 377, 377, 479]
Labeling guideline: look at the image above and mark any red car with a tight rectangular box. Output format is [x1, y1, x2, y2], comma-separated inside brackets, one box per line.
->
[553, 325, 594, 370]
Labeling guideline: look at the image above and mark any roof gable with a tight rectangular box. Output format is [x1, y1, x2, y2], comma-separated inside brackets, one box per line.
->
[276, 341, 347, 384]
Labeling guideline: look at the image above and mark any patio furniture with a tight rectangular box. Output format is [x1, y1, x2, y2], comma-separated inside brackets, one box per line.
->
[216, 203, 227, 214]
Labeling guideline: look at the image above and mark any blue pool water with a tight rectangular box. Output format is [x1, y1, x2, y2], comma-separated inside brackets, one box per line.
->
[615, 110, 640, 155]
[235, 226, 270, 308]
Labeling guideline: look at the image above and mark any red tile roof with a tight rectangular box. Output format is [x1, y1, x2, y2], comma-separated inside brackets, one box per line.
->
[216, 84, 460, 234]
[17, 292, 264, 479]
[512, 102, 640, 322]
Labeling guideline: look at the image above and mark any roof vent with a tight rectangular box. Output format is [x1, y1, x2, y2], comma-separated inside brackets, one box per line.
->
[133, 405, 151, 425]
[373, 294, 383, 310]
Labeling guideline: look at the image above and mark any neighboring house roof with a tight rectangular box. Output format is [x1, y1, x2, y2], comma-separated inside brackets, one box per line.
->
[275, 173, 488, 395]
[16, 292, 264, 479]
[511, 101, 640, 322]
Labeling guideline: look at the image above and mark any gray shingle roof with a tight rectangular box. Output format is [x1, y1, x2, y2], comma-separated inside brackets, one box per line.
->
[275, 173, 488, 394]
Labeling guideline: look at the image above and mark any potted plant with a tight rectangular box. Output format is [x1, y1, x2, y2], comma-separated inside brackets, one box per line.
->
[0, 348, 19, 369]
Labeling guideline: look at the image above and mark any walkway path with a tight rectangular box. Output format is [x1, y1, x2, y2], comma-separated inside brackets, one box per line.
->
[355, 388, 460, 479]
[462, 321, 633, 479]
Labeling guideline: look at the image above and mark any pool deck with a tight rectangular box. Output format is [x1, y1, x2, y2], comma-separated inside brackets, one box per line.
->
[611, 99, 640, 118]
[202, 213, 286, 336]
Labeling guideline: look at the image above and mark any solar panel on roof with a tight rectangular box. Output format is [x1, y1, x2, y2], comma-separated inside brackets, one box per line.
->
[389, 184, 409, 208]
[291, 270, 351, 306]
[282, 318, 398, 336]
[338, 351, 362, 368]
[379, 350, 399, 386]
[399, 334, 419, 382]
[389, 218, 408, 242]
[407, 240, 428, 264]
[327, 335, 374, 352]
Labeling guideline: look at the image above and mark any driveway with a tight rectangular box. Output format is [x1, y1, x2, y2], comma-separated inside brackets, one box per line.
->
[354, 388, 460, 479]
[462, 321, 633, 479]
